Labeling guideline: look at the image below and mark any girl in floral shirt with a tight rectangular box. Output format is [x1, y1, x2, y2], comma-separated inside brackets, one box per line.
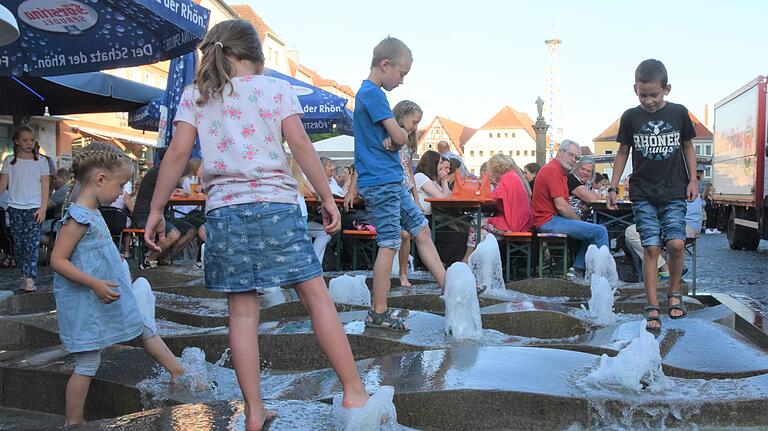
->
[143, 19, 376, 431]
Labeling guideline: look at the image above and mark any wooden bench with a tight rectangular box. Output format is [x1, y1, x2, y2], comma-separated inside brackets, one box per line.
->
[341, 230, 377, 270]
[501, 231, 533, 281]
[535, 232, 569, 277]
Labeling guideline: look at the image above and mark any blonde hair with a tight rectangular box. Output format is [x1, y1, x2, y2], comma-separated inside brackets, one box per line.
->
[71, 149, 132, 184]
[487, 154, 531, 197]
[288, 156, 311, 197]
[196, 19, 265, 105]
[370, 36, 411, 68]
[392, 100, 422, 152]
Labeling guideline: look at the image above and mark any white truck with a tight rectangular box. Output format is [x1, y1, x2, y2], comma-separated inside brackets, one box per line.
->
[711, 76, 767, 250]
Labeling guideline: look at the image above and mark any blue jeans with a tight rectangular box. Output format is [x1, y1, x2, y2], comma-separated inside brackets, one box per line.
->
[539, 215, 609, 270]
[359, 183, 428, 249]
[632, 199, 687, 247]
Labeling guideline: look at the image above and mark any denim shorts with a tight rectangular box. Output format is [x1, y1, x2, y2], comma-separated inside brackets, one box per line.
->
[359, 183, 428, 249]
[203, 202, 321, 292]
[632, 199, 687, 247]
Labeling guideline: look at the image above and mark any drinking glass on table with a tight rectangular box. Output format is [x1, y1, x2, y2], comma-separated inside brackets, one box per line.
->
[189, 176, 200, 194]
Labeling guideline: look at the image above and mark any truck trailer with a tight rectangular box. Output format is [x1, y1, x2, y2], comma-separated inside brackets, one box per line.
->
[711, 76, 767, 250]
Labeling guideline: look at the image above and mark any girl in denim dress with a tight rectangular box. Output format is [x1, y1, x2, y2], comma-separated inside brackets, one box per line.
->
[143, 20, 383, 431]
[50, 150, 184, 427]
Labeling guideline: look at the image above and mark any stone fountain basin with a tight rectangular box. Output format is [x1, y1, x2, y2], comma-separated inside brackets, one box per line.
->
[508, 278, 689, 299]
[537, 306, 768, 379]
[0, 291, 56, 315]
[264, 346, 768, 430]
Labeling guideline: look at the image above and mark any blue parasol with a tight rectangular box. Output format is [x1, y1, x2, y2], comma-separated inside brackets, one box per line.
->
[0, 0, 209, 76]
[264, 68, 353, 136]
[131, 66, 354, 137]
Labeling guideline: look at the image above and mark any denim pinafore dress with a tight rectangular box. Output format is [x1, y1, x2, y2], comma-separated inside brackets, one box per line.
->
[53, 205, 143, 353]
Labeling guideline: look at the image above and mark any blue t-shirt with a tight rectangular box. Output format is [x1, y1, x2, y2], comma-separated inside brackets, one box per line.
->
[353, 80, 402, 187]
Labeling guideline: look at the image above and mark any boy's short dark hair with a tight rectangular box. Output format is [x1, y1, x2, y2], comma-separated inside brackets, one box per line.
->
[370, 36, 412, 68]
[635, 59, 668, 87]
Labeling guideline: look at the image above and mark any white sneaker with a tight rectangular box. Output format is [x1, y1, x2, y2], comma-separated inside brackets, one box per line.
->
[712, 228, 721, 234]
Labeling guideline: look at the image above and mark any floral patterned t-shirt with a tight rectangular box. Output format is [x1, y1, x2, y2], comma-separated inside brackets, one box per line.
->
[174, 75, 304, 213]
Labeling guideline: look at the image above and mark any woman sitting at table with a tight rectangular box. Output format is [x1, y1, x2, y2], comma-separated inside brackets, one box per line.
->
[414, 152, 467, 265]
[413, 151, 452, 217]
[568, 156, 598, 221]
[462, 154, 532, 262]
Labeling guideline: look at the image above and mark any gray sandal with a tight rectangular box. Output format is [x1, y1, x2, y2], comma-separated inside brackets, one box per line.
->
[365, 308, 409, 331]
[643, 304, 662, 330]
[667, 292, 687, 319]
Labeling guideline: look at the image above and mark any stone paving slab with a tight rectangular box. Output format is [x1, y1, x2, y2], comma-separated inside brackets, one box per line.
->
[79, 399, 417, 431]
[262, 346, 768, 430]
[0, 406, 64, 431]
[548, 310, 768, 379]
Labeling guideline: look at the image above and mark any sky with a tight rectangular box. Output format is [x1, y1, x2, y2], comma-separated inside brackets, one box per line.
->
[244, 0, 767, 147]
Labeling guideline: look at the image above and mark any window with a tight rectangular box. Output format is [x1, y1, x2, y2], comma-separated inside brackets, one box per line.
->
[470, 150, 475, 157]
[704, 166, 712, 178]
[524, 150, 528, 156]
[471, 169, 476, 175]
[497, 133, 501, 138]
[531, 150, 535, 156]
[512, 132, 516, 138]
[504, 133, 508, 138]
[479, 151, 484, 157]
[508, 151, 513, 156]
[516, 150, 521, 156]
[695, 144, 701, 155]
[489, 133, 493, 138]
[490, 151, 495, 156]
[705, 144, 712, 156]
[605, 150, 613, 155]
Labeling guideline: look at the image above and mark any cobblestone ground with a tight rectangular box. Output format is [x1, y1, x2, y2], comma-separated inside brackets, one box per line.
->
[1, 232, 766, 319]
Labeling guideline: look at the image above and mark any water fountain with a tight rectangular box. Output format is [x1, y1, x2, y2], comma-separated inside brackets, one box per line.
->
[443, 262, 483, 340]
[468, 235, 506, 295]
[1, 253, 767, 430]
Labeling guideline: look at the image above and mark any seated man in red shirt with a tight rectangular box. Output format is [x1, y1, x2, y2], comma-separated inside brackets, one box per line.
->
[532, 140, 609, 278]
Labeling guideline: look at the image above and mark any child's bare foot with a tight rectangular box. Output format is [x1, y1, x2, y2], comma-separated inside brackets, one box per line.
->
[341, 388, 369, 409]
[245, 401, 277, 431]
[399, 275, 411, 287]
[169, 366, 185, 384]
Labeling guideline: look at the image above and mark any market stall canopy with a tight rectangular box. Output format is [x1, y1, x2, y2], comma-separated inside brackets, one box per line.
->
[0, 71, 164, 115]
[0, 0, 209, 76]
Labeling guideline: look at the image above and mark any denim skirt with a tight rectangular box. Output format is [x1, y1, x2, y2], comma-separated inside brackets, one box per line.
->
[203, 202, 322, 292]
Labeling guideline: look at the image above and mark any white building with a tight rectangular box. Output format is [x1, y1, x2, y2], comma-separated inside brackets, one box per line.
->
[462, 106, 537, 175]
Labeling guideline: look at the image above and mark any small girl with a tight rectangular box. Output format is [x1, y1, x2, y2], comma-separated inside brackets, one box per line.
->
[50, 150, 184, 427]
[393, 100, 423, 287]
[142, 20, 372, 431]
[463, 154, 533, 261]
[0, 126, 50, 292]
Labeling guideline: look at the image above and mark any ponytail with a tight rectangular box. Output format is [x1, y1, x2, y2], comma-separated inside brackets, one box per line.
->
[196, 20, 265, 105]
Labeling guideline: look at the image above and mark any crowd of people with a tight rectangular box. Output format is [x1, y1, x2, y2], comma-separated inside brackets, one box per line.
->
[0, 17, 706, 431]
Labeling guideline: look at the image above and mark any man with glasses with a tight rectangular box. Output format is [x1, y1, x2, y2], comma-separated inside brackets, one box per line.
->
[531, 140, 608, 278]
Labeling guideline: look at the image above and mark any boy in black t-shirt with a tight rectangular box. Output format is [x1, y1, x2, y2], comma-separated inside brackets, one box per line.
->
[608, 59, 697, 331]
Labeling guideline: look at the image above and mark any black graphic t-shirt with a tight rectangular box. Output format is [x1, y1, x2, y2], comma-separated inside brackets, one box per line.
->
[617, 102, 696, 204]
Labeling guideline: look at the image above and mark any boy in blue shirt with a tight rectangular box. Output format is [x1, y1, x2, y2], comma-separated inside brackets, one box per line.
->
[350, 37, 446, 331]
[608, 59, 697, 331]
